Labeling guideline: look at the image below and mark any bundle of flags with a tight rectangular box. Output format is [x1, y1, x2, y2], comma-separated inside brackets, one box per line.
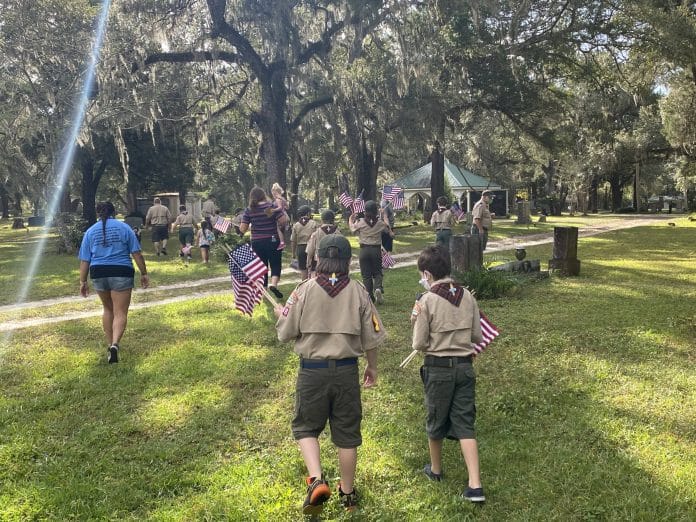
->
[451, 202, 465, 220]
[339, 189, 366, 213]
[381, 248, 396, 269]
[213, 215, 232, 234]
[382, 185, 405, 210]
[473, 311, 500, 355]
[228, 243, 268, 316]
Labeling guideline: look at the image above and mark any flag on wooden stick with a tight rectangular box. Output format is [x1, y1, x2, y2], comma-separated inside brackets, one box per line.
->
[338, 191, 354, 209]
[381, 248, 396, 269]
[228, 244, 268, 316]
[214, 216, 232, 234]
[473, 311, 500, 354]
[353, 189, 365, 213]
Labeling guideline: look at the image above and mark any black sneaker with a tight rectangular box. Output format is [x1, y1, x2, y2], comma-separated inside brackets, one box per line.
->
[338, 483, 358, 512]
[161, 248, 168, 255]
[269, 286, 283, 299]
[108, 344, 119, 364]
[462, 486, 485, 503]
[302, 475, 331, 515]
[423, 463, 442, 482]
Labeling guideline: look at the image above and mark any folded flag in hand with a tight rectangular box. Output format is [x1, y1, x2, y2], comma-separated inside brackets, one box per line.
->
[473, 311, 500, 354]
[353, 190, 365, 213]
[214, 216, 232, 234]
[381, 248, 396, 269]
[228, 243, 267, 316]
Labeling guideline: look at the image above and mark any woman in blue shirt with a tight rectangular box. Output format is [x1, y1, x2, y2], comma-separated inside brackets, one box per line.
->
[78, 202, 149, 363]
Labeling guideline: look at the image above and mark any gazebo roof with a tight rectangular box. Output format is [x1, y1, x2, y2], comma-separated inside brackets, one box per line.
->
[394, 159, 502, 191]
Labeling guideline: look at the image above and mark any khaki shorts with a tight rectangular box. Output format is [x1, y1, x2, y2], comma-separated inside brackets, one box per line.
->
[292, 363, 362, 448]
[420, 362, 476, 440]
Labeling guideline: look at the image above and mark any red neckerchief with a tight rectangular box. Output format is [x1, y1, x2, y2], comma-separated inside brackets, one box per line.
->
[430, 282, 464, 306]
[316, 273, 350, 297]
[321, 224, 337, 234]
[437, 207, 446, 214]
[299, 216, 310, 225]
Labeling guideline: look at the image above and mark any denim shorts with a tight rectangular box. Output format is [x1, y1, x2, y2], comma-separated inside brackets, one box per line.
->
[92, 276, 134, 292]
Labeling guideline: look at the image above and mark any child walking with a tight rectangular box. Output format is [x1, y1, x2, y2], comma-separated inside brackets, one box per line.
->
[197, 220, 215, 264]
[411, 245, 486, 503]
[290, 205, 317, 280]
[348, 200, 393, 304]
[430, 196, 457, 249]
[275, 235, 386, 515]
[305, 209, 341, 277]
[172, 205, 196, 263]
[271, 182, 289, 250]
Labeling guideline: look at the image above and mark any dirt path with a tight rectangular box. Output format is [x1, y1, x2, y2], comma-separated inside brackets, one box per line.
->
[0, 214, 676, 333]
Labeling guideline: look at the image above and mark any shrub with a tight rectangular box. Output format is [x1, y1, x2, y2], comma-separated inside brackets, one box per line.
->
[54, 213, 87, 255]
[453, 268, 519, 299]
[210, 231, 245, 263]
[615, 206, 636, 213]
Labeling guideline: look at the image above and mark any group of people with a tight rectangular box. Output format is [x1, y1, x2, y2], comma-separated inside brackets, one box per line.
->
[77, 187, 491, 515]
[431, 190, 494, 251]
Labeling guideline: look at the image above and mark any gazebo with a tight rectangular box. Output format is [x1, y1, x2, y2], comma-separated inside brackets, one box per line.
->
[393, 159, 508, 215]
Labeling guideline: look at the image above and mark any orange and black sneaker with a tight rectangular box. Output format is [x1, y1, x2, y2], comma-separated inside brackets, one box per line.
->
[302, 475, 331, 515]
[338, 483, 358, 512]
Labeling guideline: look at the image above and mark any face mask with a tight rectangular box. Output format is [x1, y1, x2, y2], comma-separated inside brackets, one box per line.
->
[419, 271, 432, 290]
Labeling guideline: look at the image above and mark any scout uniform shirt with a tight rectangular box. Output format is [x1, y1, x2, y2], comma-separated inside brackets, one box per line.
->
[145, 203, 172, 226]
[350, 218, 389, 245]
[305, 225, 341, 266]
[472, 200, 492, 230]
[430, 208, 456, 231]
[276, 276, 386, 359]
[202, 199, 217, 218]
[412, 278, 483, 357]
[291, 217, 318, 246]
[173, 212, 194, 229]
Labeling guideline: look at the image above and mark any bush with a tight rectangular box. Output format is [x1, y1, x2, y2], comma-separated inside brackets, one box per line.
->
[615, 206, 636, 213]
[210, 231, 245, 263]
[453, 268, 519, 299]
[54, 213, 87, 255]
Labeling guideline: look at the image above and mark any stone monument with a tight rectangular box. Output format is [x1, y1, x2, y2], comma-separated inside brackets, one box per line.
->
[548, 226, 580, 276]
[450, 234, 483, 272]
[516, 201, 532, 224]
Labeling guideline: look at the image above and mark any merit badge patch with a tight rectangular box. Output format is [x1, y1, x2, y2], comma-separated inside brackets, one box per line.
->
[282, 306, 290, 317]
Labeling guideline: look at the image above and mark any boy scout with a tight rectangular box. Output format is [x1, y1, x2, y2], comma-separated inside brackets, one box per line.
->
[430, 196, 456, 249]
[471, 190, 493, 250]
[290, 205, 318, 279]
[275, 235, 385, 515]
[411, 245, 486, 503]
[145, 197, 172, 256]
[305, 210, 341, 276]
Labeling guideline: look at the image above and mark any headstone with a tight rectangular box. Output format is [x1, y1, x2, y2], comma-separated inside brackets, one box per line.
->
[124, 216, 144, 229]
[27, 216, 45, 227]
[516, 201, 532, 224]
[12, 218, 24, 229]
[450, 234, 483, 272]
[548, 226, 580, 276]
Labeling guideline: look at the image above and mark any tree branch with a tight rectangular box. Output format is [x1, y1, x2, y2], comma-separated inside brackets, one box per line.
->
[133, 51, 238, 72]
[290, 95, 334, 129]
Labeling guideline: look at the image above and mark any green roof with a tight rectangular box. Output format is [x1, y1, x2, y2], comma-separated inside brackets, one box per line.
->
[394, 159, 502, 191]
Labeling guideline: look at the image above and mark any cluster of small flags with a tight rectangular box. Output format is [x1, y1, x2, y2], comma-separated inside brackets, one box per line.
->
[381, 248, 396, 269]
[228, 243, 268, 316]
[381, 185, 405, 210]
[473, 311, 500, 355]
[213, 215, 232, 234]
[338, 189, 365, 213]
[451, 202, 465, 220]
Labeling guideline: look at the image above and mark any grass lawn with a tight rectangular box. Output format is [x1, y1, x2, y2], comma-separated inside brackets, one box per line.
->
[1, 218, 694, 520]
[0, 212, 659, 306]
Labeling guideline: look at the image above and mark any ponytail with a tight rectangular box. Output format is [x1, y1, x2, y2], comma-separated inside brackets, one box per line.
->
[95, 201, 115, 246]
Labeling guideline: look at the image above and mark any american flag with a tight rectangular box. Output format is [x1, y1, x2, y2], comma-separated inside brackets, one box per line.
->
[353, 190, 365, 213]
[214, 216, 232, 234]
[228, 244, 268, 316]
[382, 185, 403, 203]
[338, 191, 354, 209]
[451, 202, 465, 220]
[473, 311, 500, 355]
[381, 248, 396, 268]
[392, 192, 406, 210]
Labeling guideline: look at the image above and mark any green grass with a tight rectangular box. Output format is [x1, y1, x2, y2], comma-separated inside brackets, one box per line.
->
[0, 213, 656, 306]
[1, 218, 695, 520]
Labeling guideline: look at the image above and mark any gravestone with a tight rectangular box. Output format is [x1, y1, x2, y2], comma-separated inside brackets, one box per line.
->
[450, 234, 483, 272]
[12, 218, 24, 229]
[516, 201, 532, 224]
[548, 226, 580, 276]
[27, 216, 45, 227]
[124, 216, 144, 229]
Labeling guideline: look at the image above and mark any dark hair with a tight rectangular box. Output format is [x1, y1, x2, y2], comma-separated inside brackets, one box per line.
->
[201, 220, 211, 230]
[249, 187, 267, 208]
[436, 196, 448, 207]
[364, 200, 378, 226]
[96, 201, 116, 246]
[179, 205, 187, 212]
[417, 245, 451, 280]
[316, 254, 350, 275]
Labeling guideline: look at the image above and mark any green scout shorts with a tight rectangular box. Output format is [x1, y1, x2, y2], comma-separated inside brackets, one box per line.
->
[420, 362, 476, 440]
[292, 363, 362, 448]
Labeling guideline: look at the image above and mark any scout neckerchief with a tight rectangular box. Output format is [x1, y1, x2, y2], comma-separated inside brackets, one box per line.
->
[430, 281, 464, 306]
[365, 216, 378, 227]
[316, 272, 350, 297]
[436, 207, 446, 214]
[299, 216, 310, 226]
[320, 224, 337, 234]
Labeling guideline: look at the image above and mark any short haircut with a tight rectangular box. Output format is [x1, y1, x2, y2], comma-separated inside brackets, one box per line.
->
[154, 197, 161, 204]
[436, 196, 448, 206]
[179, 205, 186, 211]
[316, 255, 350, 275]
[417, 245, 451, 280]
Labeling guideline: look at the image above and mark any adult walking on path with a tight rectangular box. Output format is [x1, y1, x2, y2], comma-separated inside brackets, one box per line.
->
[145, 197, 172, 256]
[239, 186, 288, 299]
[202, 195, 218, 227]
[471, 191, 493, 250]
[78, 201, 149, 363]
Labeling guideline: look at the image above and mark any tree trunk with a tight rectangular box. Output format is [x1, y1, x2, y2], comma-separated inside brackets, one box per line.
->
[257, 68, 289, 190]
[14, 192, 23, 215]
[0, 185, 9, 218]
[633, 156, 640, 211]
[589, 176, 599, 213]
[430, 141, 445, 208]
[79, 147, 107, 226]
[609, 177, 623, 211]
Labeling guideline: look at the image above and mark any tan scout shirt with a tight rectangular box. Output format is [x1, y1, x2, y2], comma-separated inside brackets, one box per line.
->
[412, 278, 483, 357]
[202, 199, 217, 218]
[173, 212, 194, 229]
[430, 208, 456, 230]
[145, 204, 172, 226]
[350, 218, 388, 246]
[291, 219, 318, 246]
[306, 226, 342, 265]
[472, 200, 492, 229]
[276, 278, 386, 359]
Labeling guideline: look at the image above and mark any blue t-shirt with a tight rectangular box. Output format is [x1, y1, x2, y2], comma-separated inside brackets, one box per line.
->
[78, 218, 140, 267]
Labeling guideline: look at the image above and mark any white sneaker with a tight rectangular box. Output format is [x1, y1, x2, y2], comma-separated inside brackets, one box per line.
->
[374, 288, 383, 304]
